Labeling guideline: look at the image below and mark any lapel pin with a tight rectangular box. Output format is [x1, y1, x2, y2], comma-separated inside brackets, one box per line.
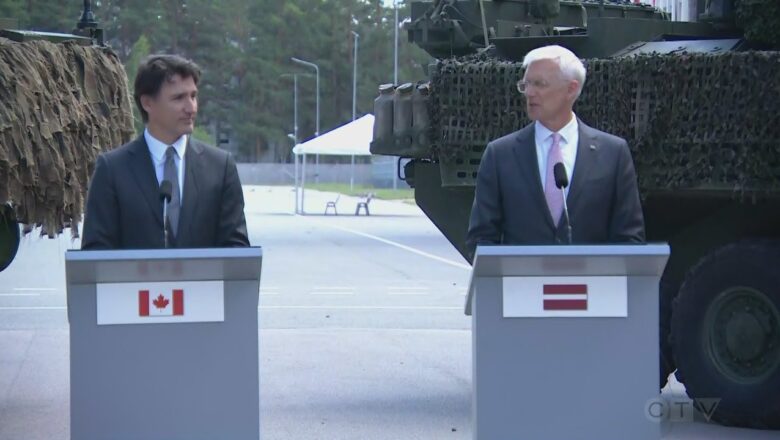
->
[589, 144, 597, 150]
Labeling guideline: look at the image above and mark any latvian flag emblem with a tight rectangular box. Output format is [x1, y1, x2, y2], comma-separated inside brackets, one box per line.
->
[503, 276, 626, 318]
[543, 284, 588, 311]
[139, 289, 184, 317]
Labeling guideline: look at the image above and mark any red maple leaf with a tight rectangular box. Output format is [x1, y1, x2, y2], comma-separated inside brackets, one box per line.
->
[153, 294, 169, 310]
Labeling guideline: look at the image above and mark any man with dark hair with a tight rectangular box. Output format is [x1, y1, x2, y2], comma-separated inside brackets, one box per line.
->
[81, 54, 249, 249]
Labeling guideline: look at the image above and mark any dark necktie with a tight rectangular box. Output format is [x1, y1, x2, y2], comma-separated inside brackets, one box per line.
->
[164, 146, 181, 237]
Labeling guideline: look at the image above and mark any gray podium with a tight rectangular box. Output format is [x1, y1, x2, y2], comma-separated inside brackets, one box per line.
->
[465, 244, 669, 440]
[65, 247, 262, 440]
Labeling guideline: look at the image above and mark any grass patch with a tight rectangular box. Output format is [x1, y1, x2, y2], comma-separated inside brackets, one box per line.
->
[305, 183, 413, 200]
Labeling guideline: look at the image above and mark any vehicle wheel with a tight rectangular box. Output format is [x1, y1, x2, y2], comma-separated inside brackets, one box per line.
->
[671, 241, 780, 429]
[0, 206, 20, 272]
[659, 271, 677, 389]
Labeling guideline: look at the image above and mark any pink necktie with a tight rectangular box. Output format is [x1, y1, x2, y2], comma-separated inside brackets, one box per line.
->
[544, 133, 564, 226]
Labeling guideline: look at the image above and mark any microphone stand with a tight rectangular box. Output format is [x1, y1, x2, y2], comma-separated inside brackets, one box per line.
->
[159, 180, 173, 249]
[163, 200, 169, 248]
[553, 162, 573, 245]
[560, 187, 572, 245]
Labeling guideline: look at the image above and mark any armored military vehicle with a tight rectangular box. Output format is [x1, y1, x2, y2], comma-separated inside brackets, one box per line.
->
[0, 1, 134, 272]
[371, 0, 780, 429]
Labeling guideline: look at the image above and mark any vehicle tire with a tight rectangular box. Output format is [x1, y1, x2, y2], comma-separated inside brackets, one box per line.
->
[671, 241, 780, 429]
[0, 206, 20, 272]
[659, 271, 677, 389]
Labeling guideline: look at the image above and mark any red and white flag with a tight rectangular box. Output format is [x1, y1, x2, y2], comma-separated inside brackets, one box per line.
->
[139, 289, 184, 317]
[503, 276, 627, 317]
[543, 284, 587, 311]
[96, 281, 224, 325]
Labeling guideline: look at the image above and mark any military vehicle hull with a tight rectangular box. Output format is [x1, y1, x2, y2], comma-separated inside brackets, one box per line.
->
[373, 0, 780, 429]
[0, 8, 134, 273]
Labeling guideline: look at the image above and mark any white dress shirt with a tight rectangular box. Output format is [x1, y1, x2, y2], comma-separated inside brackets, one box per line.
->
[534, 114, 579, 196]
[144, 128, 187, 203]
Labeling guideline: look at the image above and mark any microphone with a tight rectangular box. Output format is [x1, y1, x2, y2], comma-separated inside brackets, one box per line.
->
[553, 163, 573, 244]
[159, 180, 172, 248]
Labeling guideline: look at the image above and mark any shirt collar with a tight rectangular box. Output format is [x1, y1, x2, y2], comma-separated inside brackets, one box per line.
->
[144, 128, 188, 162]
[535, 113, 579, 145]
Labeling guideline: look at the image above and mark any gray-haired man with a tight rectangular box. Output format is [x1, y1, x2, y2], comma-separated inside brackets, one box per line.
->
[465, 44, 645, 261]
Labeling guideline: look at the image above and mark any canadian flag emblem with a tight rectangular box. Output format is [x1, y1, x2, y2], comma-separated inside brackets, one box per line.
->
[139, 289, 184, 317]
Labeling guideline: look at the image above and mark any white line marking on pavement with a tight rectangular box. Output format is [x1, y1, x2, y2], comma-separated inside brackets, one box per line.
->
[387, 292, 428, 296]
[0, 306, 65, 310]
[0, 305, 462, 311]
[260, 286, 281, 295]
[13, 288, 57, 292]
[388, 287, 429, 296]
[259, 305, 460, 310]
[0, 293, 41, 297]
[300, 217, 471, 270]
[310, 286, 356, 295]
[309, 291, 355, 296]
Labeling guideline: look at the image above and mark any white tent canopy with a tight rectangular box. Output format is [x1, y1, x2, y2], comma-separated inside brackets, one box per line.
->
[293, 114, 374, 156]
[293, 114, 375, 214]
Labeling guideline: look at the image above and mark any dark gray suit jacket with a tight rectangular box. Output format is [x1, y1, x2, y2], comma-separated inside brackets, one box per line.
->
[81, 135, 250, 249]
[465, 120, 644, 260]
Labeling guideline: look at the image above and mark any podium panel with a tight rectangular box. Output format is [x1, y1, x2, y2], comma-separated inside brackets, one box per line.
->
[466, 245, 669, 440]
[66, 248, 262, 440]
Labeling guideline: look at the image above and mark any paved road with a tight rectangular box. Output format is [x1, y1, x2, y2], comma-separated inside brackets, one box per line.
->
[0, 186, 776, 439]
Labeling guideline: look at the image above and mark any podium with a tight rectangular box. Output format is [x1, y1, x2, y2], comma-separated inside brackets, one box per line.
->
[65, 247, 262, 440]
[465, 244, 669, 440]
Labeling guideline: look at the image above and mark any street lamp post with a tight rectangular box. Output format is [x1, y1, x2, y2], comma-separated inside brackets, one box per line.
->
[293, 74, 298, 145]
[392, 1, 400, 189]
[290, 58, 319, 137]
[281, 73, 301, 212]
[393, 0, 399, 85]
[291, 57, 320, 184]
[351, 31, 360, 191]
[351, 31, 359, 121]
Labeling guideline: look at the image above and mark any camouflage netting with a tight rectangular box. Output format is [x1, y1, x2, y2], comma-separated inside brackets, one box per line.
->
[0, 38, 134, 236]
[737, 0, 780, 47]
[430, 51, 780, 192]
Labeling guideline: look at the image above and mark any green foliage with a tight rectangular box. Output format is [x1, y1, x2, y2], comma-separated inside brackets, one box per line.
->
[0, 1, 26, 25]
[0, 0, 430, 161]
[0, 0, 72, 32]
[191, 125, 213, 144]
[125, 35, 150, 87]
[125, 34, 151, 134]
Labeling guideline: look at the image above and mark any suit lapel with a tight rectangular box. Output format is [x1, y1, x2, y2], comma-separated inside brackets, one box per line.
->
[512, 124, 555, 229]
[128, 136, 164, 227]
[567, 119, 599, 210]
[177, 138, 202, 245]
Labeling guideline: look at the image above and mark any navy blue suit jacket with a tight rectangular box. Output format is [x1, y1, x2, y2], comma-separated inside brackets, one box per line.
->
[465, 120, 645, 261]
[81, 135, 249, 249]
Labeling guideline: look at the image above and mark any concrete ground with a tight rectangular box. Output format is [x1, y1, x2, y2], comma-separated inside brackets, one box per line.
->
[0, 185, 777, 439]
